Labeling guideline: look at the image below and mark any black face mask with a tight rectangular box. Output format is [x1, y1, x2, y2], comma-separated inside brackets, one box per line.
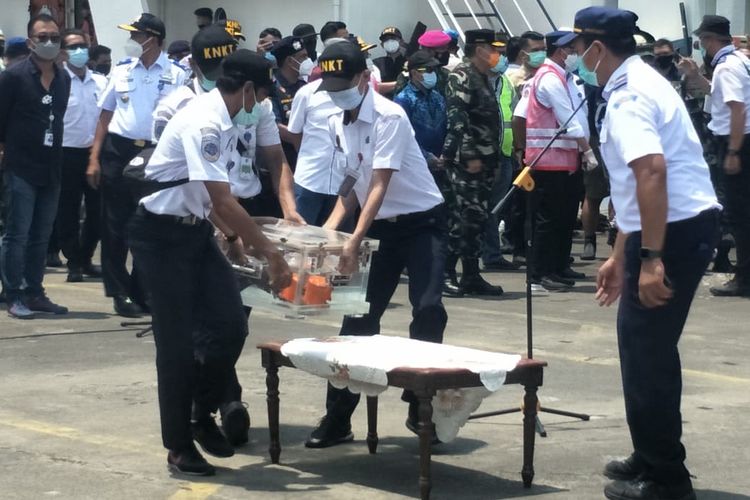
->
[95, 63, 111, 75]
[437, 51, 450, 67]
[654, 54, 674, 70]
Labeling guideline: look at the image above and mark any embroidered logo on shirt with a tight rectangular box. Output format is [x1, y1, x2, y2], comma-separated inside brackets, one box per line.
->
[200, 127, 221, 162]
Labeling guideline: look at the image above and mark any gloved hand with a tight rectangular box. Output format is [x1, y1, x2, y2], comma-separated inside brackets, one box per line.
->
[582, 149, 599, 172]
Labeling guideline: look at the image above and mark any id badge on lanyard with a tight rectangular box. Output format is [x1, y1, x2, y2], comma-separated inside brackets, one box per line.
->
[333, 133, 361, 197]
[42, 94, 54, 147]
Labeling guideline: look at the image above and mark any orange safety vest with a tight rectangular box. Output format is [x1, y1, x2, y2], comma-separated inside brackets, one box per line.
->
[524, 64, 579, 172]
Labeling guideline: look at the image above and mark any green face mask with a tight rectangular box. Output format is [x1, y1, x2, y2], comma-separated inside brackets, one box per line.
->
[527, 50, 546, 68]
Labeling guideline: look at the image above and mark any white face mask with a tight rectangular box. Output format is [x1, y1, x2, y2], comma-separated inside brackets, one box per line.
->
[124, 38, 144, 59]
[298, 57, 315, 77]
[383, 39, 400, 54]
[328, 77, 364, 111]
[564, 53, 579, 73]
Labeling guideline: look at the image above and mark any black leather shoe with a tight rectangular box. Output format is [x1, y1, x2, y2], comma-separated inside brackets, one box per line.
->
[46, 252, 64, 268]
[66, 269, 84, 283]
[220, 401, 250, 447]
[460, 275, 504, 296]
[113, 295, 143, 318]
[604, 454, 644, 481]
[538, 276, 572, 292]
[604, 478, 696, 500]
[305, 415, 354, 449]
[512, 254, 526, 267]
[82, 263, 102, 278]
[548, 273, 575, 287]
[192, 418, 235, 458]
[442, 274, 464, 298]
[167, 443, 215, 476]
[483, 257, 521, 271]
[559, 267, 586, 280]
[710, 277, 750, 297]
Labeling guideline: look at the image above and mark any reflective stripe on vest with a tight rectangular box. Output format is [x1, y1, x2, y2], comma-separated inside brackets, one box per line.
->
[497, 74, 514, 157]
[524, 64, 579, 171]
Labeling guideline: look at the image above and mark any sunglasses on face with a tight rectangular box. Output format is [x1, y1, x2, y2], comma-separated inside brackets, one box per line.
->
[415, 68, 435, 73]
[32, 33, 61, 44]
[66, 43, 87, 50]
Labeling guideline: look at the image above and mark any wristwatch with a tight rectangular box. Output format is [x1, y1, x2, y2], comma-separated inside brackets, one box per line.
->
[640, 247, 663, 261]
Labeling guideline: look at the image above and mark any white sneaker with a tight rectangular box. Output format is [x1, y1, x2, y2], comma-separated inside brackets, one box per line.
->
[8, 300, 35, 319]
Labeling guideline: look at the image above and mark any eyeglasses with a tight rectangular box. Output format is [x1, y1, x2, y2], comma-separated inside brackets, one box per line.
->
[32, 33, 61, 44]
[66, 43, 87, 51]
[415, 68, 436, 73]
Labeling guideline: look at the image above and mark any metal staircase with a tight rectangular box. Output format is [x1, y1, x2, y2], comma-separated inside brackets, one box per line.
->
[425, 0, 557, 42]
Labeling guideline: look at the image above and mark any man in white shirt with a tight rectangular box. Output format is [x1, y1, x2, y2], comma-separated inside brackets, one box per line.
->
[303, 41, 448, 449]
[287, 77, 344, 226]
[58, 29, 107, 283]
[129, 50, 291, 477]
[87, 13, 188, 318]
[565, 7, 721, 500]
[695, 15, 750, 297]
[523, 31, 597, 291]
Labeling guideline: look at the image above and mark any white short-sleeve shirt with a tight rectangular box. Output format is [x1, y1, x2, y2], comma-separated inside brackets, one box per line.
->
[330, 89, 444, 220]
[140, 89, 238, 218]
[62, 64, 107, 148]
[287, 79, 345, 195]
[535, 60, 588, 140]
[600, 56, 720, 234]
[99, 52, 188, 141]
[231, 98, 280, 199]
[708, 48, 750, 136]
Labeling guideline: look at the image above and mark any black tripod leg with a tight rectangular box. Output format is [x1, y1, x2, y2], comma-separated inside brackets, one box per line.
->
[535, 416, 547, 438]
[539, 407, 590, 421]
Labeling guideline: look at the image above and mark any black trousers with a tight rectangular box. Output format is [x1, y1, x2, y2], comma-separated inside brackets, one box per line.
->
[716, 135, 750, 284]
[618, 209, 718, 483]
[57, 147, 100, 270]
[99, 133, 144, 299]
[530, 170, 581, 279]
[325, 205, 449, 423]
[128, 211, 248, 450]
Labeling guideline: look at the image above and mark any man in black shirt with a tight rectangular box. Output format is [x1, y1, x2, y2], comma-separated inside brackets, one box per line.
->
[0, 14, 70, 319]
[373, 27, 406, 88]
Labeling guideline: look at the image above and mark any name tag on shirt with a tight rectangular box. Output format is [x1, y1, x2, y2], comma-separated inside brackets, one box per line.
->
[43, 131, 54, 147]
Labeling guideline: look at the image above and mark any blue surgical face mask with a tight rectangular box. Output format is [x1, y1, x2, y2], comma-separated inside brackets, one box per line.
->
[490, 54, 509, 74]
[66, 47, 89, 68]
[264, 51, 277, 66]
[421, 71, 438, 89]
[199, 77, 216, 92]
[577, 44, 601, 87]
[526, 50, 546, 68]
[232, 89, 263, 127]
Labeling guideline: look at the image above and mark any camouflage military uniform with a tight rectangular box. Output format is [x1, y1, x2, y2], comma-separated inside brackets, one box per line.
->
[443, 60, 500, 259]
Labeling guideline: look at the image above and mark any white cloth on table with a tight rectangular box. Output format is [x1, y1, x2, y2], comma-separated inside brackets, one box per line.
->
[281, 335, 521, 442]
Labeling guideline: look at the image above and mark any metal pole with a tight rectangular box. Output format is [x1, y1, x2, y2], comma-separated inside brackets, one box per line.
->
[535, 0, 557, 30]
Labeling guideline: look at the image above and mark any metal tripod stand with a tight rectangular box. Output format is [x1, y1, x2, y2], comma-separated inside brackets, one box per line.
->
[468, 99, 591, 437]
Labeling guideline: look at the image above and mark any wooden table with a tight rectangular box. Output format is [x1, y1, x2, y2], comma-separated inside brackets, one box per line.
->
[258, 341, 547, 500]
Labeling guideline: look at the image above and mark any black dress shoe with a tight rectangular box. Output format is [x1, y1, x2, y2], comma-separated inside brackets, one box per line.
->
[305, 415, 354, 449]
[46, 252, 64, 268]
[539, 276, 572, 292]
[443, 274, 464, 298]
[548, 273, 575, 287]
[82, 263, 102, 278]
[113, 295, 144, 318]
[167, 443, 215, 476]
[220, 401, 250, 447]
[460, 275, 504, 296]
[66, 269, 84, 283]
[604, 478, 696, 500]
[710, 277, 750, 297]
[604, 454, 644, 481]
[192, 418, 235, 458]
[558, 267, 586, 280]
[483, 257, 521, 271]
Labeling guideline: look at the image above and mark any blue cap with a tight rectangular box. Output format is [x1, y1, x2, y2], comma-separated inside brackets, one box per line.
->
[557, 7, 639, 47]
[444, 29, 460, 42]
[546, 30, 573, 47]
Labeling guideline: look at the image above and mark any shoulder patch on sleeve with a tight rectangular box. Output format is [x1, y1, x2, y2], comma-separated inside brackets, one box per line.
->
[612, 93, 638, 110]
[200, 127, 221, 162]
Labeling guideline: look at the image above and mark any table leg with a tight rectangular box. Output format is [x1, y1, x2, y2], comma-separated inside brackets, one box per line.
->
[366, 396, 379, 454]
[266, 363, 281, 464]
[417, 389, 436, 500]
[522, 384, 538, 488]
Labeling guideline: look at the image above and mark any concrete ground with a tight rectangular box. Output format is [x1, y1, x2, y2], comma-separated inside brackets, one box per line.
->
[0, 235, 748, 500]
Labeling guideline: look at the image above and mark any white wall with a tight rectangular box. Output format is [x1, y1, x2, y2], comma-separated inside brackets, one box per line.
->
[1, 0, 35, 39]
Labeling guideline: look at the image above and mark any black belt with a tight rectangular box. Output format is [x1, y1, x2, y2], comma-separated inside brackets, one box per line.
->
[382, 203, 444, 224]
[135, 205, 205, 226]
[110, 133, 153, 149]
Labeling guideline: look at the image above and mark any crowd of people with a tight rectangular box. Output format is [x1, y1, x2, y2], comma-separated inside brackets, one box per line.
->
[0, 5, 749, 500]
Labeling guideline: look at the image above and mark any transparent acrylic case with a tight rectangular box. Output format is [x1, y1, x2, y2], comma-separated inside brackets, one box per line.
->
[228, 217, 379, 318]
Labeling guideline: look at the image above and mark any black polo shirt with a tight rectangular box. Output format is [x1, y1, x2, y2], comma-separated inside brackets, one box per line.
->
[0, 56, 71, 186]
[373, 53, 407, 83]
